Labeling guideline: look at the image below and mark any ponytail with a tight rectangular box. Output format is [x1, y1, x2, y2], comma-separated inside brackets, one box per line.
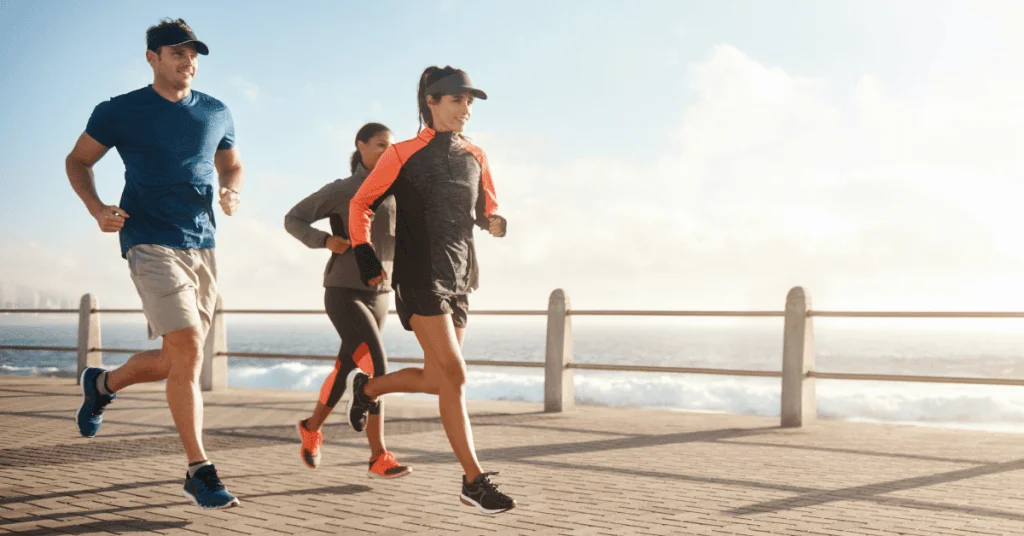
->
[349, 150, 362, 174]
[417, 66, 440, 132]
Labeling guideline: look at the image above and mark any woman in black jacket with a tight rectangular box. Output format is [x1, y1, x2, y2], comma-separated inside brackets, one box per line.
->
[345, 66, 516, 514]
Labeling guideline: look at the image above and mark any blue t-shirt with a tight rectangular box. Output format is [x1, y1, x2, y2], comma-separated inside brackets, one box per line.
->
[85, 85, 236, 257]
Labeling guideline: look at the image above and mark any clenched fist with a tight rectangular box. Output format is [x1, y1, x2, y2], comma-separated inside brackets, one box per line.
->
[219, 188, 240, 215]
[91, 205, 129, 233]
[488, 215, 507, 237]
[326, 236, 350, 254]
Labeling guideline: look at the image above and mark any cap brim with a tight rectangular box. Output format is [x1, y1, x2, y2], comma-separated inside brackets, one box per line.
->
[170, 39, 209, 55]
[463, 87, 487, 100]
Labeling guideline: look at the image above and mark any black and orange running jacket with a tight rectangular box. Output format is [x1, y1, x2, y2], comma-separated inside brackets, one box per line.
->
[348, 126, 505, 295]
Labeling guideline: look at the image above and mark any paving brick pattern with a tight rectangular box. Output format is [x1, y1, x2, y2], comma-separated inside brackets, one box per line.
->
[2, 376, 1023, 535]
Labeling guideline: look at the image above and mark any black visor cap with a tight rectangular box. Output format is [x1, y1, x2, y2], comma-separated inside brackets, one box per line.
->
[424, 71, 487, 100]
[147, 25, 209, 55]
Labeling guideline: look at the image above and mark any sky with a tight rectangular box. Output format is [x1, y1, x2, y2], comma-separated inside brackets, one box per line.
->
[1, 0, 1022, 312]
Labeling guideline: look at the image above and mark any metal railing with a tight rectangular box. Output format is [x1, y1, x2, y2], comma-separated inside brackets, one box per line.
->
[3, 286, 1024, 426]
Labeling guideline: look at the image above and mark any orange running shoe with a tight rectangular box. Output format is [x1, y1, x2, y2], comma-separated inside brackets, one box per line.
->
[297, 419, 323, 469]
[368, 451, 411, 479]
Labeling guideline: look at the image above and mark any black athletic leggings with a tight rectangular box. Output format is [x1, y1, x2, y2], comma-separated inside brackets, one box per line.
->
[318, 287, 389, 414]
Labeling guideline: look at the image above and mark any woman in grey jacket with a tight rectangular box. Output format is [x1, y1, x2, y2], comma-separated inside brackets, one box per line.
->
[283, 122, 410, 479]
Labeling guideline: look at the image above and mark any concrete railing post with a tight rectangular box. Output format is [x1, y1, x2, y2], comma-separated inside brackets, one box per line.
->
[201, 294, 228, 392]
[781, 286, 816, 427]
[76, 294, 102, 383]
[544, 289, 574, 412]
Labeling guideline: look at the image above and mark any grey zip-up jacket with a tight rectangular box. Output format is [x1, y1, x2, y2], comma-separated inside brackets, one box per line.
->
[284, 163, 396, 292]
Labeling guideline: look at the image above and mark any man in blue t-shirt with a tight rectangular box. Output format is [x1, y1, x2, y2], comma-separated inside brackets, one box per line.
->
[65, 18, 244, 510]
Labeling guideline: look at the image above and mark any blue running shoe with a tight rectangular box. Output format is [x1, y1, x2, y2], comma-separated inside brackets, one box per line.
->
[183, 465, 240, 509]
[76, 367, 115, 438]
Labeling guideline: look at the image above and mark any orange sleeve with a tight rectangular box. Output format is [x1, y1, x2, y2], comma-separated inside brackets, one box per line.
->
[479, 149, 500, 217]
[460, 139, 500, 217]
[349, 145, 402, 246]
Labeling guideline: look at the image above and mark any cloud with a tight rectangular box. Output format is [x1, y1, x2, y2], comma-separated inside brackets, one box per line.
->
[231, 76, 260, 103]
[469, 44, 1024, 310]
[0, 231, 138, 308]
[321, 121, 360, 152]
[5, 43, 1023, 313]
[212, 215, 332, 309]
[0, 214, 330, 310]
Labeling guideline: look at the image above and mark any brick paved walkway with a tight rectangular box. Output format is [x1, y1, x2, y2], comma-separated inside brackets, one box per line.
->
[1, 376, 1023, 535]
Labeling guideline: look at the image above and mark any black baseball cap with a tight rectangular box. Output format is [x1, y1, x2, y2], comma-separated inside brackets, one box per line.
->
[425, 71, 487, 100]
[147, 24, 209, 55]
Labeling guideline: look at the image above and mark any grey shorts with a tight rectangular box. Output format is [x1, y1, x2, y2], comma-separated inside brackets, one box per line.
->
[126, 244, 217, 340]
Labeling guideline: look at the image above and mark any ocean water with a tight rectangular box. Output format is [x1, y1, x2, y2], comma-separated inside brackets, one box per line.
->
[4, 314, 1024, 433]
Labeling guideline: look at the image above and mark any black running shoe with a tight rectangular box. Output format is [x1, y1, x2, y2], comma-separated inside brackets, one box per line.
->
[345, 369, 373, 432]
[460, 472, 516, 514]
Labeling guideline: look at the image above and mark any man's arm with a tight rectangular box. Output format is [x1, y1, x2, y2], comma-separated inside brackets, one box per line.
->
[65, 132, 128, 232]
[214, 147, 244, 215]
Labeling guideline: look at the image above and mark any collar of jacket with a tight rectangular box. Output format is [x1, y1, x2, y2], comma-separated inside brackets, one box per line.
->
[350, 161, 370, 181]
[417, 126, 463, 147]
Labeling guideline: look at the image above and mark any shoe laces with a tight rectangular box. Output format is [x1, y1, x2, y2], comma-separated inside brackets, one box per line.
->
[194, 467, 226, 492]
[356, 376, 374, 406]
[305, 428, 323, 451]
[91, 395, 113, 417]
[474, 471, 508, 496]
[372, 451, 398, 469]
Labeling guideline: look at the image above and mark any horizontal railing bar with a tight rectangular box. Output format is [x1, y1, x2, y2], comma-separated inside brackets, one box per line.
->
[93, 347, 151, 354]
[222, 310, 327, 315]
[0, 309, 79, 314]
[570, 363, 781, 377]
[7, 308, 1024, 318]
[462, 359, 543, 368]
[220, 309, 548, 316]
[444, 310, 548, 316]
[91, 309, 145, 314]
[0, 345, 78, 352]
[219, 351, 543, 368]
[221, 351, 337, 360]
[810, 371, 1024, 386]
[7, 345, 1024, 386]
[569, 310, 784, 317]
[0, 346, 155, 354]
[810, 311, 1024, 318]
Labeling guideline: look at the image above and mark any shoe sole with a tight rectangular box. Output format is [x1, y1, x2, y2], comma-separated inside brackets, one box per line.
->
[182, 489, 241, 510]
[344, 369, 362, 432]
[296, 422, 320, 470]
[367, 467, 413, 480]
[75, 368, 94, 438]
[460, 494, 515, 515]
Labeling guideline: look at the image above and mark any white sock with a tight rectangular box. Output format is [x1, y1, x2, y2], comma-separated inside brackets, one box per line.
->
[188, 460, 213, 478]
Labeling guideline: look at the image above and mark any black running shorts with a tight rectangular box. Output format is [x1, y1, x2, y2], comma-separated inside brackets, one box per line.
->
[395, 284, 469, 332]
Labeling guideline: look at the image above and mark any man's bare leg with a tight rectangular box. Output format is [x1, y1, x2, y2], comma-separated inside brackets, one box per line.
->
[161, 327, 208, 464]
[104, 350, 167, 392]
